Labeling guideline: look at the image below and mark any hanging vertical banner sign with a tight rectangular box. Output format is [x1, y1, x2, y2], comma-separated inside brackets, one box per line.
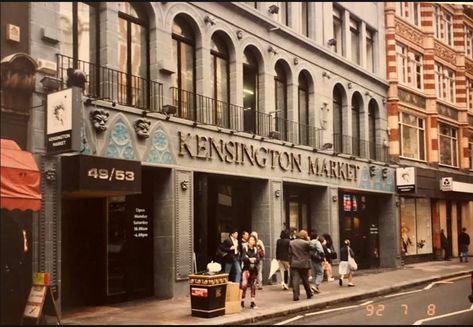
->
[46, 87, 81, 154]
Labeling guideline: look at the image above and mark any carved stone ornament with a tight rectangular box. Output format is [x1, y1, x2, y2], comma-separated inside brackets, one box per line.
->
[434, 42, 456, 64]
[395, 20, 423, 46]
[465, 59, 473, 75]
[134, 118, 151, 139]
[90, 109, 110, 133]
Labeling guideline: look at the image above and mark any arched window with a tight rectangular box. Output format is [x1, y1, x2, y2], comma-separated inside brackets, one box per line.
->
[243, 47, 259, 133]
[333, 85, 344, 153]
[368, 101, 377, 159]
[274, 63, 287, 140]
[351, 94, 361, 156]
[58, 2, 99, 95]
[210, 34, 229, 127]
[298, 73, 309, 145]
[172, 16, 196, 120]
[118, 2, 149, 108]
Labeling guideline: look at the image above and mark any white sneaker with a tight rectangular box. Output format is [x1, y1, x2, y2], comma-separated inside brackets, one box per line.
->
[282, 283, 289, 290]
[327, 277, 335, 282]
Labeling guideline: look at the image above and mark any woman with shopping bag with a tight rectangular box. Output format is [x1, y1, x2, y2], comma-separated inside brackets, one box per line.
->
[338, 239, 356, 287]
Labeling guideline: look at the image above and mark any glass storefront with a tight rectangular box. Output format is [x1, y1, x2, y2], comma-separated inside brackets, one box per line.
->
[400, 197, 433, 256]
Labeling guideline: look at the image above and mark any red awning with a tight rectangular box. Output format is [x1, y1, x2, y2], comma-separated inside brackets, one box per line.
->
[1, 139, 41, 211]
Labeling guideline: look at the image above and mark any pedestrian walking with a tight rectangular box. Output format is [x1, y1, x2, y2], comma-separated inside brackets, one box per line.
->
[459, 227, 470, 263]
[240, 230, 250, 252]
[250, 231, 265, 290]
[240, 235, 260, 309]
[440, 229, 450, 261]
[319, 236, 335, 281]
[276, 229, 291, 290]
[221, 228, 242, 283]
[338, 239, 356, 287]
[289, 230, 313, 301]
[309, 231, 324, 294]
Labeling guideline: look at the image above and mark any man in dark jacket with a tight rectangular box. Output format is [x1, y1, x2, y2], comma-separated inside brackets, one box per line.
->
[221, 228, 242, 283]
[288, 230, 313, 301]
[440, 229, 450, 261]
[276, 229, 290, 289]
[459, 228, 470, 263]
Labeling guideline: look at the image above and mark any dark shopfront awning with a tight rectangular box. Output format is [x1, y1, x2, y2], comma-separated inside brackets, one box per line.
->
[0, 139, 41, 211]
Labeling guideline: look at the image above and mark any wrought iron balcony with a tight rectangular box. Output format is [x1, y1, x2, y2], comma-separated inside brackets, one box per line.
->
[56, 54, 163, 112]
[334, 133, 388, 161]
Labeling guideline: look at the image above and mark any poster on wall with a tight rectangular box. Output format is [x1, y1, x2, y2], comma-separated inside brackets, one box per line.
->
[343, 194, 351, 212]
[396, 167, 416, 193]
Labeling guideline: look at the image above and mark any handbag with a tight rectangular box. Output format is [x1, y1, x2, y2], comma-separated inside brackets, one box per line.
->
[348, 255, 358, 271]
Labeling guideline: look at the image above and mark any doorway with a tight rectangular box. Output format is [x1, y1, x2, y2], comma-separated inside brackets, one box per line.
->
[339, 192, 380, 269]
[284, 186, 311, 235]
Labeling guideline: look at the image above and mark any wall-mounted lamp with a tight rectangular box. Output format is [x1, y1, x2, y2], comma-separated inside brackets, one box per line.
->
[180, 180, 189, 191]
[204, 15, 216, 25]
[327, 38, 337, 46]
[268, 4, 280, 14]
[275, 190, 281, 198]
[332, 195, 338, 202]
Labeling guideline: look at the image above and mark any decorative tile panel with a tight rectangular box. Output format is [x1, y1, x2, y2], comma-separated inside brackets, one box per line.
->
[395, 19, 423, 46]
[105, 119, 136, 160]
[434, 41, 456, 65]
[146, 128, 174, 164]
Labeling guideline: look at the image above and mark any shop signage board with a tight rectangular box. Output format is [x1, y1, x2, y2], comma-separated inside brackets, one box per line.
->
[133, 207, 149, 238]
[396, 167, 416, 193]
[62, 154, 141, 195]
[21, 272, 60, 325]
[46, 87, 81, 154]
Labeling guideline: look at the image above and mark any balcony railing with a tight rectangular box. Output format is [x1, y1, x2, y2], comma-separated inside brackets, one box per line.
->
[334, 133, 388, 161]
[56, 54, 163, 111]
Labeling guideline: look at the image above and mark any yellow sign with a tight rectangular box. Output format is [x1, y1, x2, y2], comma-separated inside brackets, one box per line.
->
[32, 272, 49, 286]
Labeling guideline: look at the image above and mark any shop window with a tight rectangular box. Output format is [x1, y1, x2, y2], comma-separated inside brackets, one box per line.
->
[400, 198, 432, 256]
[399, 112, 425, 161]
[439, 122, 458, 167]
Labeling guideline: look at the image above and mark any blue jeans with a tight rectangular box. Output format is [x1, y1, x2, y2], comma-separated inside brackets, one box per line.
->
[224, 258, 242, 283]
[311, 260, 324, 287]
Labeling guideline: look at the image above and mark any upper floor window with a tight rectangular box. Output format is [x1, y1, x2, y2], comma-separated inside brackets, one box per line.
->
[438, 123, 458, 167]
[395, 2, 420, 26]
[210, 34, 230, 127]
[118, 2, 148, 107]
[301, 2, 309, 37]
[333, 6, 343, 55]
[396, 43, 423, 89]
[434, 63, 455, 103]
[333, 85, 344, 153]
[243, 47, 259, 133]
[351, 94, 361, 156]
[279, 2, 289, 26]
[58, 2, 98, 64]
[368, 101, 377, 160]
[298, 72, 309, 145]
[465, 25, 473, 59]
[467, 78, 473, 113]
[433, 6, 453, 46]
[172, 16, 196, 120]
[469, 138, 473, 170]
[366, 29, 374, 72]
[274, 62, 288, 140]
[350, 18, 360, 65]
[399, 112, 425, 161]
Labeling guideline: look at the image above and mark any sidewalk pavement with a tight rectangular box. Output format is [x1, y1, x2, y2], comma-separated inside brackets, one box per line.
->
[60, 259, 473, 325]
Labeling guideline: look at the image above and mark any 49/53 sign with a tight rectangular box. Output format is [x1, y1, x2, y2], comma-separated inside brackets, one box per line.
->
[62, 154, 141, 195]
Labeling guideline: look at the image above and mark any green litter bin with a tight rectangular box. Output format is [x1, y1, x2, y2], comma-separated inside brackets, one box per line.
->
[188, 272, 229, 318]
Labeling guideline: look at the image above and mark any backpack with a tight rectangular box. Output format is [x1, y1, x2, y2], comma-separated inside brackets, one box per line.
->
[310, 246, 325, 262]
